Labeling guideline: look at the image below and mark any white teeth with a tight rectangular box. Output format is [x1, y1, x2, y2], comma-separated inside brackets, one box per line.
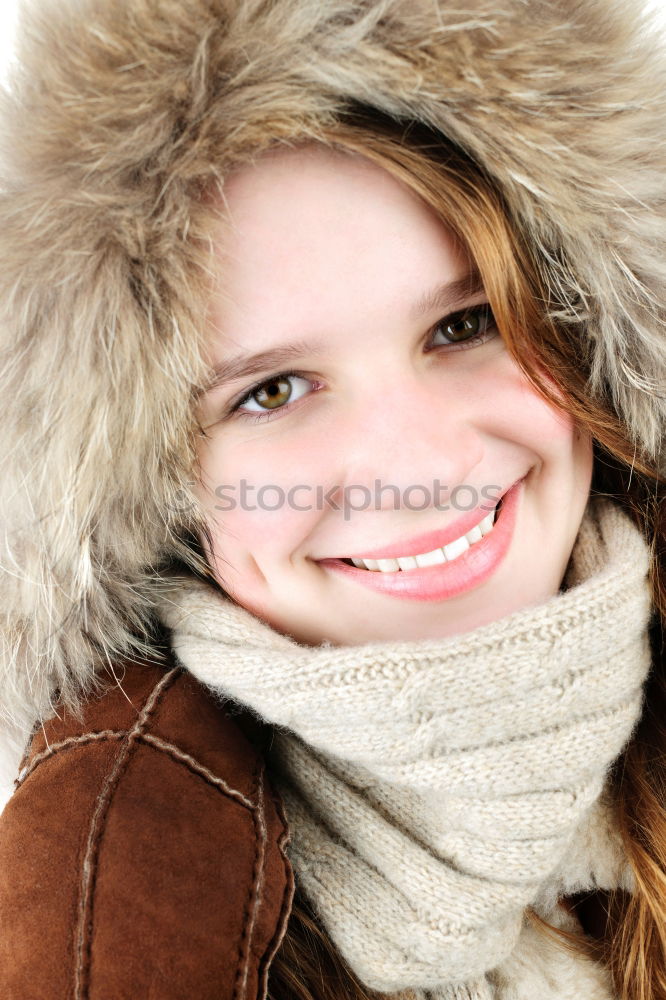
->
[396, 556, 419, 571]
[347, 503, 499, 573]
[414, 548, 447, 568]
[465, 524, 483, 544]
[443, 535, 470, 560]
[478, 512, 495, 536]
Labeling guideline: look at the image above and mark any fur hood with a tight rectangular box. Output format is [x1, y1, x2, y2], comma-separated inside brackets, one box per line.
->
[1, 0, 665, 748]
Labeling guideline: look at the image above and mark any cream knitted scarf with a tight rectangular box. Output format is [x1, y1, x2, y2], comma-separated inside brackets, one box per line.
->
[158, 498, 653, 1000]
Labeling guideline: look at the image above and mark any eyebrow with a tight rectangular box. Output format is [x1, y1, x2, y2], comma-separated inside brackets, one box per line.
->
[204, 268, 485, 393]
[411, 268, 484, 320]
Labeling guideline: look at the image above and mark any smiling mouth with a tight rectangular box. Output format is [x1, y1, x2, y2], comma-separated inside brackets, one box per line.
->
[340, 500, 502, 573]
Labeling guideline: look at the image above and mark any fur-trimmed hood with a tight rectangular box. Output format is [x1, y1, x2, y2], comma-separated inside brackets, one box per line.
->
[1, 0, 665, 748]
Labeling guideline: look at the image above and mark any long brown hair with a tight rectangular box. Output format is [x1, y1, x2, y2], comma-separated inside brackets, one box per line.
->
[263, 109, 666, 1000]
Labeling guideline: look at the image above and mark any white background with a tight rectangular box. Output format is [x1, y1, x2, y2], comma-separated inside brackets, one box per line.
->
[1, 0, 666, 812]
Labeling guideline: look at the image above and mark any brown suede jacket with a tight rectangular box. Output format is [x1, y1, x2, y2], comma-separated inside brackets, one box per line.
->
[0, 656, 616, 1000]
[0, 657, 294, 999]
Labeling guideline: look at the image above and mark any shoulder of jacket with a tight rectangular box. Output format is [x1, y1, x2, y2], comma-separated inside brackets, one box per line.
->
[23, 655, 268, 799]
[0, 655, 294, 1000]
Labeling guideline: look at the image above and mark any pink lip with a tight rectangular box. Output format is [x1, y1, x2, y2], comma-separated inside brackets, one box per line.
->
[317, 477, 523, 602]
[338, 485, 507, 561]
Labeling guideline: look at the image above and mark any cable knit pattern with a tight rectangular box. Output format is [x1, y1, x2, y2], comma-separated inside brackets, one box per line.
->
[158, 498, 652, 998]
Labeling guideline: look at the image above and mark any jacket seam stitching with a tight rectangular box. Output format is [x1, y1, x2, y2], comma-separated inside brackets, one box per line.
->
[74, 666, 181, 1000]
[15, 731, 127, 787]
[16, 729, 259, 810]
[233, 762, 267, 1000]
[138, 731, 257, 809]
[14, 663, 186, 787]
[15, 716, 43, 782]
[256, 784, 295, 1000]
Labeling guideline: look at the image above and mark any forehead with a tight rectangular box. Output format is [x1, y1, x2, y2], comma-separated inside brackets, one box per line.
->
[223, 143, 398, 203]
[209, 145, 465, 328]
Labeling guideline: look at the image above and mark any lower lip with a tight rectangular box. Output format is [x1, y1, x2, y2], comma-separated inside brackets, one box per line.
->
[317, 478, 523, 601]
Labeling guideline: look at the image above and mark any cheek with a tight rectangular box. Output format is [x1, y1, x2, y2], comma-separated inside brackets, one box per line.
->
[195, 434, 315, 559]
[504, 369, 594, 493]
[526, 395, 578, 448]
[518, 378, 592, 473]
[522, 365, 579, 438]
[474, 356, 576, 452]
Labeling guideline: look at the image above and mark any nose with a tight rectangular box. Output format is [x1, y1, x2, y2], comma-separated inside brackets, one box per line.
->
[328, 372, 485, 513]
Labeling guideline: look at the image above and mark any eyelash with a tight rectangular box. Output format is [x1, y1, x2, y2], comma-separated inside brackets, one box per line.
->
[228, 303, 498, 425]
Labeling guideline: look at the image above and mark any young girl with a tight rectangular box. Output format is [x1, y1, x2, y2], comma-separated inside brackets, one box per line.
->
[0, 1, 664, 999]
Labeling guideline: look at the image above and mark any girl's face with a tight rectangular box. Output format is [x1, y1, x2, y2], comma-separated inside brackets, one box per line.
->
[196, 146, 593, 645]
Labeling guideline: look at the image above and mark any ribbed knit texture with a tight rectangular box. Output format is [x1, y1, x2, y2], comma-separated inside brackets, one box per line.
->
[158, 498, 652, 999]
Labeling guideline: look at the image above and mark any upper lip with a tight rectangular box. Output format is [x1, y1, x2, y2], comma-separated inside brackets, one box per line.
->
[319, 481, 516, 561]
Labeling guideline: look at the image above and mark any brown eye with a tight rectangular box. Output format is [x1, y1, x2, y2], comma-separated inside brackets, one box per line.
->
[433, 304, 496, 347]
[445, 312, 482, 341]
[251, 376, 293, 409]
[234, 373, 313, 418]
